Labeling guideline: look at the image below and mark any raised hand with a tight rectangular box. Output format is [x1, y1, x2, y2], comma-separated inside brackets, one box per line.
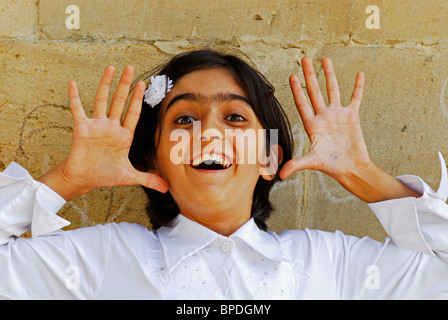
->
[280, 57, 372, 182]
[280, 57, 420, 203]
[38, 65, 169, 200]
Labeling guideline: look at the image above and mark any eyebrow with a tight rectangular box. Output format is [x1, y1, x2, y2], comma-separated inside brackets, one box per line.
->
[165, 92, 252, 112]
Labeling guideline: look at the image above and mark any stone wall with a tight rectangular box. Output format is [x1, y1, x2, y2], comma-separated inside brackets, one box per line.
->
[1, 0, 447, 240]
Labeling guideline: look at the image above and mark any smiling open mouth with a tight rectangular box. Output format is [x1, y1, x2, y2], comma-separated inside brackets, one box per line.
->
[191, 153, 232, 170]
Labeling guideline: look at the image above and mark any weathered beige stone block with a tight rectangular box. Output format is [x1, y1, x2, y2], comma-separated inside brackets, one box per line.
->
[38, 0, 448, 45]
[38, 0, 354, 43]
[0, 0, 38, 38]
[350, 0, 448, 44]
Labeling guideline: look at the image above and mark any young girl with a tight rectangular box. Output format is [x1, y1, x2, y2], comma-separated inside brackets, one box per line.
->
[0, 48, 447, 299]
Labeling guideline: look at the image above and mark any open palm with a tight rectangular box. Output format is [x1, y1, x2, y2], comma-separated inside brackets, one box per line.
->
[62, 65, 168, 194]
[280, 57, 373, 181]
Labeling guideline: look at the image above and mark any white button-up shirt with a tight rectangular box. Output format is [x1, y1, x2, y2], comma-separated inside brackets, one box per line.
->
[0, 154, 448, 300]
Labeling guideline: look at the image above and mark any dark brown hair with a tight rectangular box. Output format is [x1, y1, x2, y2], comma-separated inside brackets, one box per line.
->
[129, 48, 293, 230]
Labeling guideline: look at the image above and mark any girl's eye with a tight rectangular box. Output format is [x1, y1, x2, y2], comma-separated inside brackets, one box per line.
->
[225, 114, 246, 122]
[175, 115, 196, 124]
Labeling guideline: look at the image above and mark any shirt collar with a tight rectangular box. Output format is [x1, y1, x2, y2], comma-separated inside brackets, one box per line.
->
[230, 218, 289, 263]
[156, 214, 219, 272]
[156, 214, 288, 273]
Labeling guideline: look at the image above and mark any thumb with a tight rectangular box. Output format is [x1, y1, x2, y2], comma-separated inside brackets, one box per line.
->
[279, 154, 318, 180]
[133, 171, 169, 193]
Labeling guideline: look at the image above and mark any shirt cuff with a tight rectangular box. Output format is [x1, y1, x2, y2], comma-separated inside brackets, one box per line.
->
[0, 162, 70, 244]
[368, 152, 448, 256]
[32, 180, 69, 237]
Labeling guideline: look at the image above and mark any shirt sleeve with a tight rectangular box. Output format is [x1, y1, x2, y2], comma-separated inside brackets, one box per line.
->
[318, 152, 448, 299]
[367, 152, 448, 257]
[0, 162, 70, 245]
[0, 163, 112, 300]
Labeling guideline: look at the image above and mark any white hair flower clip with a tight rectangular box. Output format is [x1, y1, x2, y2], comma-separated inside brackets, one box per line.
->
[144, 75, 173, 108]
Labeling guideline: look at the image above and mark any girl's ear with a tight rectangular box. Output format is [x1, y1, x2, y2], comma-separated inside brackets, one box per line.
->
[260, 144, 283, 181]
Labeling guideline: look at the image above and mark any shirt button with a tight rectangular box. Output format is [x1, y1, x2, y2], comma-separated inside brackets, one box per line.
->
[220, 241, 232, 253]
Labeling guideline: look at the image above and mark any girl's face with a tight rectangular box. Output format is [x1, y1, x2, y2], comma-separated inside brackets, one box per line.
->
[153, 68, 278, 234]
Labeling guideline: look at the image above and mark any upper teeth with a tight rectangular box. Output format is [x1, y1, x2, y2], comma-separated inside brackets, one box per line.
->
[191, 153, 231, 168]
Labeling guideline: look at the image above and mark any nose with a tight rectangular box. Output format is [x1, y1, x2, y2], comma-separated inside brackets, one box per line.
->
[192, 115, 224, 143]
